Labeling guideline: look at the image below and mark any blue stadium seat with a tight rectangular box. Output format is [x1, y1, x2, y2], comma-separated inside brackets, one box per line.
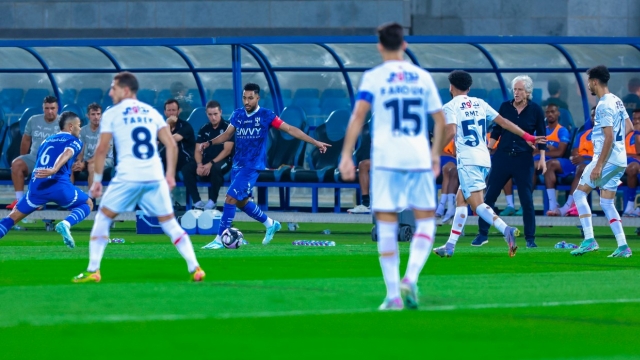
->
[60, 89, 77, 105]
[257, 106, 307, 182]
[439, 88, 451, 103]
[320, 89, 347, 101]
[76, 88, 103, 108]
[468, 88, 488, 100]
[0, 88, 23, 114]
[294, 88, 320, 99]
[212, 88, 234, 100]
[101, 92, 113, 108]
[18, 107, 41, 134]
[280, 89, 292, 99]
[320, 97, 350, 114]
[0, 121, 22, 178]
[156, 89, 172, 108]
[211, 88, 236, 114]
[13, 89, 50, 114]
[137, 89, 156, 105]
[532, 88, 543, 105]
[259, 93, 273, 108]
[61, 104, 86, 126]
[488, 89, 504, 110]
[290, 109, 349, 183]
[186, 89, 202, 107]
[186, 107, 209, 132]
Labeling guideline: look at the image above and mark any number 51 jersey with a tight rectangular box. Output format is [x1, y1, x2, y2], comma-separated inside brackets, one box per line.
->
[100, 98, 167, 182]
[358, 61, 442, 171]
[443, 95, 499, 168]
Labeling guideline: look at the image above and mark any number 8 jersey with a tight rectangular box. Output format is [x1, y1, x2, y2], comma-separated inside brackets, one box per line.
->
[357, 61, 442, 171]
[100, 98, 167, 182]
[442, 95, 499, 168]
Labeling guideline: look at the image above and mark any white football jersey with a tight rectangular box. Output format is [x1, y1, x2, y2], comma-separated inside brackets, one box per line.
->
[100, 98, 167, 182]
[443, 95, 498, 167]
[592, 93, 628, 167]
[358, 60, 442, 170]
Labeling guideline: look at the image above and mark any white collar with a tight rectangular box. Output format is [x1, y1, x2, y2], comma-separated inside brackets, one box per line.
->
[245, 105, 260, 117]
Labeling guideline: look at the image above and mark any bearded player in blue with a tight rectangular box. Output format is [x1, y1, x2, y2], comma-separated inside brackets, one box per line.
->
[0, 111, 93, 248]
[201, 83, 330, 249]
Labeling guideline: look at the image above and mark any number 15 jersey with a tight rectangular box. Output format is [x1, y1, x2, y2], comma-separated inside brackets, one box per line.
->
[357, 60, 442, 171]
[101, 98, 167, 182]
[443, 95, 499, 168]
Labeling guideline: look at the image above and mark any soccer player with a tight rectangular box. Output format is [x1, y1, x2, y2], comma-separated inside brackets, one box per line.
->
[570, 65, 634, 258]
[435, 139, 459, 223]
[622, 109, 640, 216]
[339, 23, 446, 311]
[200, 83, 330, 250]
[433, 71, 545, 258]
[0, 111, 93, 248]
[72, 72, 205, 283]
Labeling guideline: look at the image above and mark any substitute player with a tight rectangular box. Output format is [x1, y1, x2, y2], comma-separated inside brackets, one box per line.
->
[433, 71, 546, 258]
[0, 111, 93, 248]
[200, 83, 330, 250]
[571, 65, 634, 258]
[339, 23, 445, 311]
[72, 72, 205, 283]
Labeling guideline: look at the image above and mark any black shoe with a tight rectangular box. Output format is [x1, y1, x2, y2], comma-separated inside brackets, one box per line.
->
[471, 234, 489, 246]
[526, 240, 538, 248]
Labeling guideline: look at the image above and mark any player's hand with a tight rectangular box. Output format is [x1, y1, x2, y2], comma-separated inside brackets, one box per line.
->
[34, 168, 57, 178]
[196, 164, 204, 176]
[201, 163, 212, 176]
[338, 156, 356, 181]
[90, 182, 103, 199]
[72, 161, 84, 172]
[314, 140, 331, 154]
[590, 164, 602, 181]
[537, 159, 547, 174]
[570, 155, 583, 165]
[166, 115, 178, 124]
[432, 157, 441, 179]
[199, 141, 210, 152]
[166, 175, 176, 190]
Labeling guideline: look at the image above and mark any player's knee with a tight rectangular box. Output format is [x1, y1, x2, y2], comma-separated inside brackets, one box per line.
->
[573, 189, 587, 201]
[224, 194, 238, 205]
[160, 217, 184, 241]
[86, 198, 94, 211]
[11, 159, 26, 173]
[359, 159, 370, 172]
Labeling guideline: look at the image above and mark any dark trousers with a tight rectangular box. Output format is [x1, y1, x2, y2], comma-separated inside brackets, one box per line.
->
[182, 160, 227, 204]
[479, 150, 536, 241]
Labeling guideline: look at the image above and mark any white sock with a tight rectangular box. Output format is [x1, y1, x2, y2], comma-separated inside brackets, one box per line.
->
[505, 195, 514, 208]
[15, 191, 23, 200]
[446, 194, 455, 210]
[263, 217, 274, 228]
[447, 206, 468, 245]
[476, 203, 508, 235]
[161, 218, 199, 272]
[574, 190, 594, 239]
[625, 201, 635, 213]
[600, 198, 627, 246]
[377, 220, 400, 299]
[565, 194, 574, 207]
[404, 218, 436, 284]
[87, 211, 112, 272]
[546, 189, 557, 210]
[439, 194, 447, 206]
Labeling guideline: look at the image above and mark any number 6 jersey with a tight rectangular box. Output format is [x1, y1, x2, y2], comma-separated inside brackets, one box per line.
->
[100, 98, 167, 182]
[357, 61, 442, 171]
[443, 95, 499, 168]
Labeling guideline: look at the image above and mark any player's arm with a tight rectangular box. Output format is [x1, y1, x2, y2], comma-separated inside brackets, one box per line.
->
[91, 133, 113, 185]
[339, 100, 370, 181]
[212, 142, 234, 163]
[33, 148, 76, 178]
[493, 115, 544, 145]
[430, 110, 446, 159]
[444, 123, 456, 145]
[597, 126, 614, 168]
[209, 126, 235, 146]
[277, 118, 330, 153]
[19, 134, 31, 156]
[157, 126, 178, 180]
[625, 117, 634, 136]
[72, 144, 86, 172]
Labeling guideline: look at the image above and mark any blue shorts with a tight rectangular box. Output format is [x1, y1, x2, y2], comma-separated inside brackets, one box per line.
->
[227, 167, 259, 201]
[440, 155, 456, 167]
[16, 183, 89, 215]
[627, 157, 640, 165]
[556, 158, 576, 178]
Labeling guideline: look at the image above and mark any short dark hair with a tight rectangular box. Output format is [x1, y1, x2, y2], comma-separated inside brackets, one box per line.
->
[587, 65, 610, 85]
[244, 83, 260, 95]
[547, 79, 561, 95]
[164, 98, 180, 110]
[87, 102, 102, 114]
[59, 111, 79, 130]
[377, 22, 404, 51]
[114, 71, 139, 93]
[633, 109, 640, 115]
[448, 70, 473, 92]
[628, 78, 640, 92]
[43, 95, 57, 104]
[545, 103, 559, 110]
[206, 100, 221, 110]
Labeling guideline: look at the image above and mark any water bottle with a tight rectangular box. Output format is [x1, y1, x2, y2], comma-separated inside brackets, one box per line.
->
[109, 238, 125, 244]
[322, 229, 331, 235]
[288, 222, 299, 231]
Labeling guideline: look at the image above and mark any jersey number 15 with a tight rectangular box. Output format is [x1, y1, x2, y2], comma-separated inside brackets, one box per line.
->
[384, 98, 423, 136]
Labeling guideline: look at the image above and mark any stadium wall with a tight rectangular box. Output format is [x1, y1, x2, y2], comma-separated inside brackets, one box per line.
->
[0, 0, 638, 39]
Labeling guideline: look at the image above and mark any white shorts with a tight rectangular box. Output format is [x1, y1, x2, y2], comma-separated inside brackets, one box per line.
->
[579, 160, 625, 191]
[100, 180, 174, 216]
[458, 165, 490, 199]
[371, 168, 436, 212]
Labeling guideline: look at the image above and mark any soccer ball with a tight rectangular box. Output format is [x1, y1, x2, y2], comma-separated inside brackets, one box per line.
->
[221, 227, 244, 249]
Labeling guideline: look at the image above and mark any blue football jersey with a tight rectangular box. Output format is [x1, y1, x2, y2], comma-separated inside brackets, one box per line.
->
[230, 107, 278, 170]
[30, 132, 83, 191]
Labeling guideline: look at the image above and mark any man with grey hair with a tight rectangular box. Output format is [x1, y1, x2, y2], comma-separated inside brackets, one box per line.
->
[472, 75, 547, 248]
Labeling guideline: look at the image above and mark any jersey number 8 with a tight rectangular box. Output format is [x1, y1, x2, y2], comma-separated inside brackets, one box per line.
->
[132, 127, 154, 160]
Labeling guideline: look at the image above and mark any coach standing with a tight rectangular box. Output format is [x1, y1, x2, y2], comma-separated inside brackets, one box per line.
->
[472, 75, 547, 248]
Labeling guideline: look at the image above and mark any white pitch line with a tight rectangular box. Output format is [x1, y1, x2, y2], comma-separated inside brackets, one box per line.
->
[2, 298, 640, 328]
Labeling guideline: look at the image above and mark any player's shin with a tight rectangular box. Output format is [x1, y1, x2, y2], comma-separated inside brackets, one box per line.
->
[475, 204, 507, 234]
[64, 203, 91, 227]
[217, 203, 236, 236]
[240, 201, 272, 227]
[600, 197, 627, 246]
[0, 217, 15, 239]
[574, 190, 594, 239]
[377, 220, 400, 300]
[161, 218, 199, 272]
[447, 207, 468, 245]
[87, 211, 111, 272]
[404, 218, 436, 284]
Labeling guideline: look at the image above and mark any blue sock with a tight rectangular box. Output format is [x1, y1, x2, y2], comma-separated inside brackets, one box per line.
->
[0, 217, 15, 239]
[65, 204, 91, 227]
[625, 187, 636, 203]
[218, 203, 236, 236]
[240, 201, 268, 224]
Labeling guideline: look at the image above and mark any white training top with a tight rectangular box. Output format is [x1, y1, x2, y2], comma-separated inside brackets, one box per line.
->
[593, 93, 628, 167]
[357, 60, 442, 171]
[443, 95, 499, 168]
[100, 98, 167, 182]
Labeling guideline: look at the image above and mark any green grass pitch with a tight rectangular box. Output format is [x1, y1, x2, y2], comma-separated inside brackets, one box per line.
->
[0, 220, 639, 359]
